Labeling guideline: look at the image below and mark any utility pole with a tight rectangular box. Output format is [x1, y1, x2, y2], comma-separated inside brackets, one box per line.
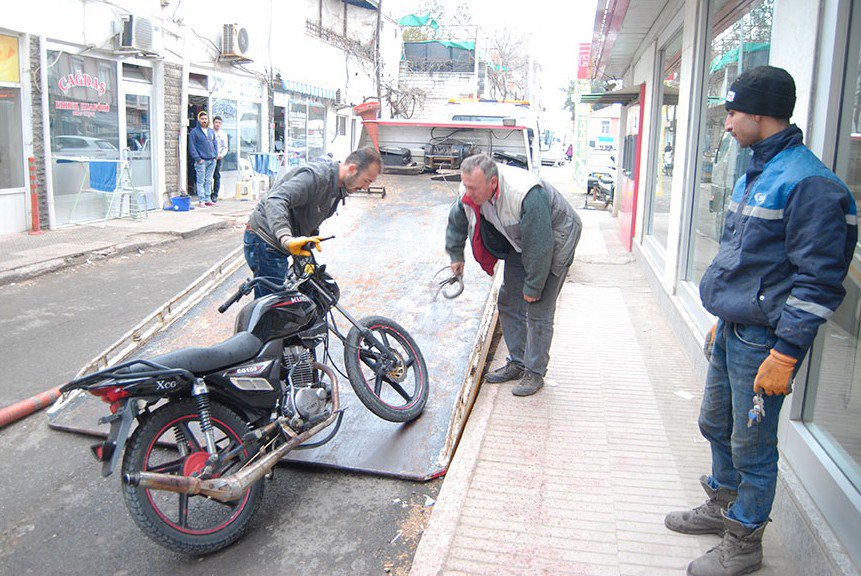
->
[375, 0, 383, 102]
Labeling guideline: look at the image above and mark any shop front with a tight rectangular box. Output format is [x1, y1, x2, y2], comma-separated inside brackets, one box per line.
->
[591, 0, 861, 570]
[46, 48, 160, 226]
[0, 32, 28, 235]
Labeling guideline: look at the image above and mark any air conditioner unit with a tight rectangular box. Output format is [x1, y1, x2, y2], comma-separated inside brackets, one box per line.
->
[119, 15, 161, 54]
[221, 23, 251, 60]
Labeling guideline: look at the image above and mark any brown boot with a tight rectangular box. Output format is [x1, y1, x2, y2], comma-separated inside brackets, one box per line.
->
[665, 476, 737, 535]
[686, 513, 766, 576]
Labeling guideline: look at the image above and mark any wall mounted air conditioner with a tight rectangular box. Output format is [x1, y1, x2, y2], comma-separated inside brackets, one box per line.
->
[221, 24, 251, 61]
[118, 15, 161, 55]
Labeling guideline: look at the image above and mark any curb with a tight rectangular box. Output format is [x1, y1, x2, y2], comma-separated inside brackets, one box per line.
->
[0, 221, 232, 287]
[409, 381, 500, 576]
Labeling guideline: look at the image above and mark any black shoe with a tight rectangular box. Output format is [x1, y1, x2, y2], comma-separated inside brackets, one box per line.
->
[484, 362, 524, 383]
[512, 372, 544, 396]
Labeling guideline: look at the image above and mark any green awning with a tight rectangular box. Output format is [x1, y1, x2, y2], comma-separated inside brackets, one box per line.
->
[398, 14, 440, 29]
[405, 39, 474, 51]
[709, 43, 770, 74]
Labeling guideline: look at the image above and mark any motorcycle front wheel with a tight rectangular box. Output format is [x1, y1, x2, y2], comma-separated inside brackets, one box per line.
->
[345, 315, 429, 422]
[121, 400, 264, 555]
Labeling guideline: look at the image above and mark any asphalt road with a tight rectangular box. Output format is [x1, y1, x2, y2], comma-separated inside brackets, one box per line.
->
[0, 227, 440, 575]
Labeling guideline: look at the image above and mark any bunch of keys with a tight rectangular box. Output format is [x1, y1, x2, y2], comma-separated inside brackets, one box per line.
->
[747, 393, 765, 428]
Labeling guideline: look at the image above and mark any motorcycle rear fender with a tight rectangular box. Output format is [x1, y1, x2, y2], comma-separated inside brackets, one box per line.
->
[94, 398, 139, 477]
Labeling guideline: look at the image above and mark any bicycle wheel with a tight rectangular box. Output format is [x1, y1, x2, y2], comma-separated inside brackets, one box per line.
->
[344, 315, 429, 422]
[121, 400, 263, 555]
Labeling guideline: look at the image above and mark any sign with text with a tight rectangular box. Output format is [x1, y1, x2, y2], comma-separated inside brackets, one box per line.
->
[578, 43, 591, 80]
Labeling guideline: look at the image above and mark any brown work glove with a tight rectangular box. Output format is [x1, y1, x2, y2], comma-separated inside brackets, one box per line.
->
[703, 323, 717, 360]
[280, 235, 322, 257]
[754, 349, 797, 396]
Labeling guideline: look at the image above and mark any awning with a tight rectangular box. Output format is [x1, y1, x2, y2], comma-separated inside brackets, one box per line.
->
[580, 85, 678, 106]
[344, 0, 377, 9]
[398, 13, 440, 29]
[279, 79, 336, 101]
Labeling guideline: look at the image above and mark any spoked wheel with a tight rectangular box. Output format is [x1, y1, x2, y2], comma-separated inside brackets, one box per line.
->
[344, 315, 429, 422]
[121, 400, 263, 555]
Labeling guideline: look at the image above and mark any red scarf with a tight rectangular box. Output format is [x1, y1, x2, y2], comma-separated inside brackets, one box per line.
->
[461, 195, 498, 276]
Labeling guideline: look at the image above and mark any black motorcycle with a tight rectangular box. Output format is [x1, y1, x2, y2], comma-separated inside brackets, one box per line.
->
[60, 237, 429, 555]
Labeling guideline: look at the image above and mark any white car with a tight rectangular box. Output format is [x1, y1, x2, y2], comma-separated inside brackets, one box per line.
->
[54, 135, 119, 158]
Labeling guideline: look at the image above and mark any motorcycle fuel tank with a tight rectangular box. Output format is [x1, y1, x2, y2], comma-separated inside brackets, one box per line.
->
[234, 291, 318, 342]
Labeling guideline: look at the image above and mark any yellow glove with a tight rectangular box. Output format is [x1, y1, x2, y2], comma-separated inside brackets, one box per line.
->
[754, 349, 797, 396]
[280, 235, 322, 257]
[703, 322, 717, 360]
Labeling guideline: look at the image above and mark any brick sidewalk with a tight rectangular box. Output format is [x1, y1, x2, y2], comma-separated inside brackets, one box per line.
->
[410, 210, 798, 576]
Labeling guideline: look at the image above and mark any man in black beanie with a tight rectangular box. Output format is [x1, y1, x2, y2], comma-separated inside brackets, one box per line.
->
[665, 65, 857, 576]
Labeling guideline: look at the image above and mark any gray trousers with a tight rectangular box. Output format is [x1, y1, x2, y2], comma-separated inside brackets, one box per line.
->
[497, 250, 568, 377]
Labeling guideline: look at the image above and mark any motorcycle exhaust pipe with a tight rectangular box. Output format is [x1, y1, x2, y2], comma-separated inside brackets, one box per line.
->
[125, 364, 339, 503]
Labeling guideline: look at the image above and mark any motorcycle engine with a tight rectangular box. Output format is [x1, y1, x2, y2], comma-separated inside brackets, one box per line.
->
[282, 345, 330, 422]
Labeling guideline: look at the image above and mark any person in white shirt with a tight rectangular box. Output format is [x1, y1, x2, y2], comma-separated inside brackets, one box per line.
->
[212, 115, 229, 202]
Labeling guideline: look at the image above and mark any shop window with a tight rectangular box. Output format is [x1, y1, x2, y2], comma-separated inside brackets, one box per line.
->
[288, 101, 308, 166]
[0, 87, 24, 189]
[47, 51, 120, 225]
[646, 29, 683, 251]
[337, 115, 347, 136]
[685, 0, 773, 283]
[213, 98, 237, 171]
[240, 101, 261, 156]
[802, 10, 861, 493]
[308, 104, 326, 160]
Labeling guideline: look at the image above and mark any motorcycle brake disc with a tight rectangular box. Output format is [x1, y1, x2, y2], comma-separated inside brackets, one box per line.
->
[431, 266, 464, 300]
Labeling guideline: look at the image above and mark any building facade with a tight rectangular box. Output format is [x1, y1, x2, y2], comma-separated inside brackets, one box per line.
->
[0, 0, 400, 234]
[589, 0, 860, 572]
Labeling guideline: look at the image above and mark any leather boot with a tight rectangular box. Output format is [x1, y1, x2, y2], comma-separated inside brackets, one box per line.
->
[686, 512, 766, 576]
[665, 476, 737, 535]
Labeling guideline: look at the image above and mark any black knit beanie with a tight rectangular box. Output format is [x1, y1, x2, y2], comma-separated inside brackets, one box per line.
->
[725, 65, 796, 119]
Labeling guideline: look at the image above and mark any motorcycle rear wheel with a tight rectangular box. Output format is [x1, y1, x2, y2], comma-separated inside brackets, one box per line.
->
[345, 315, 429, 422]
[121, 400, 264, 555]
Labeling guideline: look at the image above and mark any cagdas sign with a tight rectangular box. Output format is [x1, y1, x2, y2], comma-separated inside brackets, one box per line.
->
[58, 71, 107, 97]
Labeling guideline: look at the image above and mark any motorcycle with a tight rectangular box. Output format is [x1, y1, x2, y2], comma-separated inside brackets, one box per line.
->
[60, 237, 429, 555]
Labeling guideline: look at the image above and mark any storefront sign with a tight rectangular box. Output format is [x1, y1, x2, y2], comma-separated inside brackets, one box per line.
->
[211, 75, 263, 101]
[54, 100, 111, 117]
[57, 72, 107, 96]
[0, 34, 20, 83]
[578, 43, 591, 80]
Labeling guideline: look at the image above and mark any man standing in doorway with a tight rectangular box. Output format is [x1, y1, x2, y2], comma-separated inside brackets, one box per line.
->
[189, 110, 218, 207]
[445, 154, 582, 397]
[665, 66, 857, 576]
[212, 115, 228, 203]
[244, 146, 382, 298]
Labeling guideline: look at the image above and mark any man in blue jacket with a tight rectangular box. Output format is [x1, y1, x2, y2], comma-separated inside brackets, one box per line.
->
[189, 110, 218, 207]
[665, 66, 857, 576]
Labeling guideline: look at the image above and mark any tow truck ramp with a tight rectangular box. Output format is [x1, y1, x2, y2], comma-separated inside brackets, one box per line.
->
[48, 173, 498, 481]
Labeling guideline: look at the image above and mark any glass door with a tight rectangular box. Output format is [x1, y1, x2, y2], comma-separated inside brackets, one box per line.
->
[124, 90, 154, 209]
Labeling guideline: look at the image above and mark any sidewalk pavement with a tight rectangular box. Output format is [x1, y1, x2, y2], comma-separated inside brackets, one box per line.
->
[0, 199, 254, 286]
[410, 209, 799, 576]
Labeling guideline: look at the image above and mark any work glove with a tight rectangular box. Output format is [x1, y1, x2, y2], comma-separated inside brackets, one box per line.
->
[280, 235, 322, 257]
[753, 349, 797, 396]
[703, 323, 717, 361]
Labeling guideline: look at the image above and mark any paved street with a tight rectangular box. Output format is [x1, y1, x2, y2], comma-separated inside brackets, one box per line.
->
[0, 226, 440, 575]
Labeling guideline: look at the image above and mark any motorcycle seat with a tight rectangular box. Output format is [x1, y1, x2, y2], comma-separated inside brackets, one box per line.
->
[141, 331, 264, 376]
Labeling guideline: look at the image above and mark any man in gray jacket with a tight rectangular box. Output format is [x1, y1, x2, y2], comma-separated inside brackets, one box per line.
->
[244, 146, 382, 297]
[446, 154, 582, 396]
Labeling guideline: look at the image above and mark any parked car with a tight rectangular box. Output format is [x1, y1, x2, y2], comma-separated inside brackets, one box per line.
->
[54, 135, 119, 158]
[586, 151, 616, 208]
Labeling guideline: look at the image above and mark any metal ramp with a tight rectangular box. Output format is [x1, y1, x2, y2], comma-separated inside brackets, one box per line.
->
[48, 173, 498, 481]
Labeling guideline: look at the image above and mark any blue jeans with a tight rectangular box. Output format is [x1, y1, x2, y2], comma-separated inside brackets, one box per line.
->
[194, 159, 216, 202]
[699, 320, 787, 530]
[243, 230, 290, 298]
[497, 250, 568, 377]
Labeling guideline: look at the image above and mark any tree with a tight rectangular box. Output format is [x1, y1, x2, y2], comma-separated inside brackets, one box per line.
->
[485, 28, 528, 100]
